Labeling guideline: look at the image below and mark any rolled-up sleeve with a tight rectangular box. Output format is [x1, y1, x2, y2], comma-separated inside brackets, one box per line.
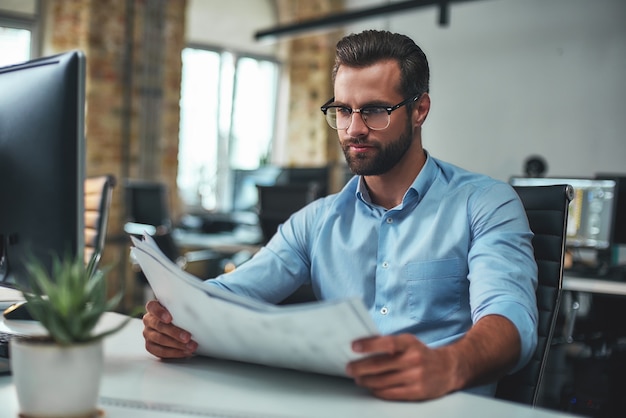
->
[467, 183, 538, 372]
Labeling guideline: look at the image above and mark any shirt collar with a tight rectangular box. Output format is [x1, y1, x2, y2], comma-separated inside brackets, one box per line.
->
[355, 150, 437, 208]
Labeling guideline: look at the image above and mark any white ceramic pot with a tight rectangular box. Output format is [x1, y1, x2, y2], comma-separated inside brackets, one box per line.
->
[10, 337, 104, 418]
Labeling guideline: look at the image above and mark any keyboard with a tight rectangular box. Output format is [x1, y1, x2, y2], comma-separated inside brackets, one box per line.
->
[1, 331, 27, 374]
[0, 331, 24, 359]
[1, 331, 12, 359]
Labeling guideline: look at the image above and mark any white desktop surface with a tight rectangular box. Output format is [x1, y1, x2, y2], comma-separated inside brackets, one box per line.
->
[0, 312, 575, 418]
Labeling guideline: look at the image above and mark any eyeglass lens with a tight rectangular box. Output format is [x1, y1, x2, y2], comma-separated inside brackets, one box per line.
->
[326, 107, 390, 130]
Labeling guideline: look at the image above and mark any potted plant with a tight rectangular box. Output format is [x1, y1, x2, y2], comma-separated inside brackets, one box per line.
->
[10, 253, 131, 418]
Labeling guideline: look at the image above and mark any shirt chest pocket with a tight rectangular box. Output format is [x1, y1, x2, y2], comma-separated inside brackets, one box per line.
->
[404, 258, 465, 324]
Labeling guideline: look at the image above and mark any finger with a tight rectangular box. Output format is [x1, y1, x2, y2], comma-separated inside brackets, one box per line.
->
[143, 324, 197, 359]
[347, 335, 426, 378]
[144, 338, 194, 359]
[145, 300, 172, 323]
[143, 311, 193, 345]
[352, 334, 420, 355]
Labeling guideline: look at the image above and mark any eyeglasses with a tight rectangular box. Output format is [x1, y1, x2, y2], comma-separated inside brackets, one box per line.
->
[320, 94, 420, 131]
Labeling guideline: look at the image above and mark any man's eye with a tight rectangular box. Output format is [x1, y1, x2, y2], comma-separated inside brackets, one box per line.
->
[362, 106, 387, 115]
[336, 107, 351, 116]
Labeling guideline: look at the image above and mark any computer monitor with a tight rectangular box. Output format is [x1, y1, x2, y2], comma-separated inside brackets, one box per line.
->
[509, 177, 617, 250]
[231, 166, 282, 213]
[0, 51, 86, 291]
[124, 180, 171, 228]
[595, 174, 626, 246]
[275, 166, 331, 196]
[229, 165, 329, 214]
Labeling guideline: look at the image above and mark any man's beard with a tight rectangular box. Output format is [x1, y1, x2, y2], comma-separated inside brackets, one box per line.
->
[342, 120, 413, 176]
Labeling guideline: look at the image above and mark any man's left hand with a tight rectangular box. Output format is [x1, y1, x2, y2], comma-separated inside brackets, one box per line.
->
[346, 334, 461, 401]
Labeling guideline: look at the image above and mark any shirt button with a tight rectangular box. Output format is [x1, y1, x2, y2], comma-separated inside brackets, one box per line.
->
[380, 307, 389, 315]
[386, 218, 393, 224]
[382, 261, 389, 268]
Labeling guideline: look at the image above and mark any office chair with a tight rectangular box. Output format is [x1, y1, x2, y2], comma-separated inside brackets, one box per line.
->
[123, 179, 222, 278]
[84, 174, 116, 269]
[254, 183, 322, 305]
[495, 184, 573, 406]
[123, 179, 181, 264]
[256, 183, 322, 244]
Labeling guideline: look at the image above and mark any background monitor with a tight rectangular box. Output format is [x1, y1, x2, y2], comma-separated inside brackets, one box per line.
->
[124, 180, 171, 228]
[230, 165, 331, 214]
[509, 177, 617, 250]
[0, 51, 86, 290]
[275, 166, 331, 197]
[595, 174, 626, 246]
[231, 166, 283, 213]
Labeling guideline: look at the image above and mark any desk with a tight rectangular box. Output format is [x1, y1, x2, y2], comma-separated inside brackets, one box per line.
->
[173, 226, 262, 254]
[563, 274, 626, 296]
[0, 313, 575, 418]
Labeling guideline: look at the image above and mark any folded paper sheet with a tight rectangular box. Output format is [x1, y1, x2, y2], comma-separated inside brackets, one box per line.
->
[130, 235, 379, 377]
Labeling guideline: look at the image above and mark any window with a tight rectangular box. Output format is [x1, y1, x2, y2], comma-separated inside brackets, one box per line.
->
[0, 0, 40, 66]
[0, 25, 31, 66]
[177, 47, 280, 212]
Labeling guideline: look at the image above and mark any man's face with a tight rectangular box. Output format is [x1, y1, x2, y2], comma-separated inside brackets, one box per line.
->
[333, 61, 415, 176]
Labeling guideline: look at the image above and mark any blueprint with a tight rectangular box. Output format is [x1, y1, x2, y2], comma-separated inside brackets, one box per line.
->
[130, 234, 379, 377]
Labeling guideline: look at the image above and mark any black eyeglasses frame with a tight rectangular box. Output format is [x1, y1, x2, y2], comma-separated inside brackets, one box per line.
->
[320, 93, 421, 130]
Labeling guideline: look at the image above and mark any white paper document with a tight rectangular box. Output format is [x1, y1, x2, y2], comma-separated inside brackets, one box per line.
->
[130, 234, 379, 377]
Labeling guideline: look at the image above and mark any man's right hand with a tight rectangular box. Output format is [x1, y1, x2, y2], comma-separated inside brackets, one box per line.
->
[142, 300, 198, 359]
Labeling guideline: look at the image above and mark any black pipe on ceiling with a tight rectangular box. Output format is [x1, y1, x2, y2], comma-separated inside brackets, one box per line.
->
[255, 0, 472, 41]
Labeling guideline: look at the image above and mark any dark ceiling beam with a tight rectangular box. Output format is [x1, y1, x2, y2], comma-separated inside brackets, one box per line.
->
[255, 0, 473, 41]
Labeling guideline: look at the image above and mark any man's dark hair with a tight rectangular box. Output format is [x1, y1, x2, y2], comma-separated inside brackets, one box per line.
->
[332, 30, 430, 99]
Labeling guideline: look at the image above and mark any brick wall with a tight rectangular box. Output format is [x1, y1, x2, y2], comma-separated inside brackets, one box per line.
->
[40, 0, 345, 308]
[44, 0, 186, 308]
[275, 0, 347, 191]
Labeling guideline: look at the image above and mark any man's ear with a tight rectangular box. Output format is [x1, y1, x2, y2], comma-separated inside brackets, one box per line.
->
[413, 93, 430, 128]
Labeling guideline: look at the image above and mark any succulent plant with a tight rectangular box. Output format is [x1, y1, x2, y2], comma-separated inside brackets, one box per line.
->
[21, 253, 130, 345]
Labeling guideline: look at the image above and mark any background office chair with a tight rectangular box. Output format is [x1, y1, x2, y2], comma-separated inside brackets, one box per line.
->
[84, 174, 116, 269]
[123, 179, 182, 265]
[495, 184, 573, 406]
[256, 183, 322, 244]
[123, 179, 223, 280]
[255, 183, 323, 304]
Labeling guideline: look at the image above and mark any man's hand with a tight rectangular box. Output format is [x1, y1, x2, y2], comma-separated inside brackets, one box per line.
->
[346, 315, 520, 401]
[142, 300, 198, 359]
[346, 334, 461, 401]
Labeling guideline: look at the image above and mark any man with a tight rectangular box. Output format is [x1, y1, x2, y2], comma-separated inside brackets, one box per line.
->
[143, 30, 538, 401]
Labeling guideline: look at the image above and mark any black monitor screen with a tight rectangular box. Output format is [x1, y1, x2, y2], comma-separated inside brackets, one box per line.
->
[0, 51, 86, 289]
[275, 166, 330, 196]
[124, 180, 171, 227]
[509, 177, 617, 250]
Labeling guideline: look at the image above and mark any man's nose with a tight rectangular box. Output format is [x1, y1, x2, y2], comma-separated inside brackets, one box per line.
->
[345, 111, 369, 136]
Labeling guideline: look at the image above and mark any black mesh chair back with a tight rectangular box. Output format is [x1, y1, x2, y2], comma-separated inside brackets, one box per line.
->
[495, 184, 573, 405]
[256, 183, 321, 244]
[124, 180, 171, 229]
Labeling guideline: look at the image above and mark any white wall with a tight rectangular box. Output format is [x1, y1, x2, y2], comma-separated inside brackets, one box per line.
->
[186, 0, 277, 57]
[185, 0, 625, 182]
[345, 0, 626, 181]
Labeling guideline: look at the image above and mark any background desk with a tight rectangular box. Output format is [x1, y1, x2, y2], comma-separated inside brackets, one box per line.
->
[563, 274, 626, 296]
[0, 313, 575, 418]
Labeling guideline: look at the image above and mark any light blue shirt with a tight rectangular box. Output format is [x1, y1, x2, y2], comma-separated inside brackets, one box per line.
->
[207, 153, 538, 396]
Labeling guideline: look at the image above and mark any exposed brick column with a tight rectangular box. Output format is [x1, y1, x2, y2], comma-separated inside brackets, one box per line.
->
[45, 0, 186, 309]
[275, 0, 346, 192]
